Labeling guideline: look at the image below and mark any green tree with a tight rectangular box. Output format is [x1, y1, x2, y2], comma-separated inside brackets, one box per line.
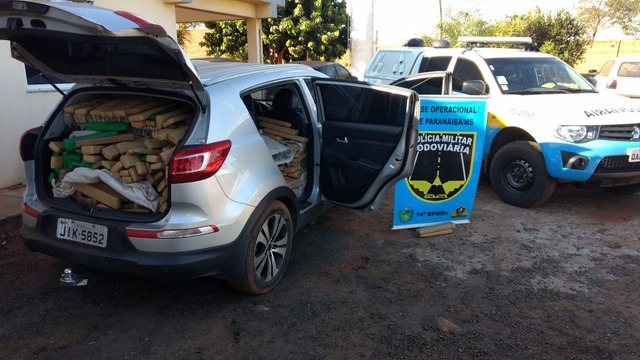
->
[577, 0, 608, 42]
[495, 8, 589, 66]
[176, 23, 197, 48]
[200, 20, 248, 61]
[437, 10, 494, 48]
[578, 0, 640, 41]
[607, 0, 640, 38]
[199, 0, 349, 63]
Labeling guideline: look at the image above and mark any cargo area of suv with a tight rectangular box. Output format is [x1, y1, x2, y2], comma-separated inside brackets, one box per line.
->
[40, 91, 196, 217]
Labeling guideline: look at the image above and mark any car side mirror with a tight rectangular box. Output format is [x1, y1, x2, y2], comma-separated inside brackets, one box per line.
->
[462, 80, 487, 95]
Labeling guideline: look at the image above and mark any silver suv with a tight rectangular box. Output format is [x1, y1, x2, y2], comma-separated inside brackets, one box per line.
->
[4, 1, 419, 294]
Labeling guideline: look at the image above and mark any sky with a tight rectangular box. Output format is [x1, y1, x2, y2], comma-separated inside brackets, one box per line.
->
[364, 0, 623, 45]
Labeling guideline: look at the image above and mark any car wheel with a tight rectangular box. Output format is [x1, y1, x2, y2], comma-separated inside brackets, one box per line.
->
[490, 141, 556, 208]
[603, 183, 640, 194]
[228, 200, 293, 295]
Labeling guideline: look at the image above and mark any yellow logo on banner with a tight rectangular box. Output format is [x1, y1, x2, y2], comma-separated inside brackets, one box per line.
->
[407, 132, 476, 202]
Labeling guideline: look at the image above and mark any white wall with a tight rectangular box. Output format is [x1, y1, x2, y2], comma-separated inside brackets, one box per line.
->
[0, 42, 64, 188]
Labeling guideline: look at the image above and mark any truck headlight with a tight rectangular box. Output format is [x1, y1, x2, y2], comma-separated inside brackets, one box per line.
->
[554, 125, 599, 143]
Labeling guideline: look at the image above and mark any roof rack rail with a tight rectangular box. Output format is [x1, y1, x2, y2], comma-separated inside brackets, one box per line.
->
[458, 36, 537, 51]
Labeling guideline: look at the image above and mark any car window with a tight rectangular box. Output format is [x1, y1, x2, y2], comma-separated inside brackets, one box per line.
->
[392, 76, 445, 95]
[25, 64, 71, 86]
[598, 60, 615, 76]
[334, 65, 352, 79]
[322, 65, 338, 78]
[452, 58, 485, 94]
[418, 56, 452, 72]
[486, 57, 594, 93]
[243, 82, 309, 138]
[617, 62, 640, 78]
[318, 83, 408, 126]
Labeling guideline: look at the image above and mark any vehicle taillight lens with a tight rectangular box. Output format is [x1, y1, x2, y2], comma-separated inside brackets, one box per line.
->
[170, 140, 231, 183]
[23, 203, 40, 219]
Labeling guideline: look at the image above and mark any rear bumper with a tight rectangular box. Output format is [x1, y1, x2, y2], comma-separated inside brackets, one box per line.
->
[20, 217, 247, 281]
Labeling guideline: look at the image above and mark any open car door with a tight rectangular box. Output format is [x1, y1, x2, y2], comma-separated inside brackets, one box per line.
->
[314, 80, 420, 210]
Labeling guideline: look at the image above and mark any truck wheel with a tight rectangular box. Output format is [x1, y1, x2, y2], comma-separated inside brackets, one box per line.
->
[490, 141, 556, 208]
[228, 200, 292, 295]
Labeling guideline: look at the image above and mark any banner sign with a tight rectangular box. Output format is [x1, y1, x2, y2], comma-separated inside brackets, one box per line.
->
[393, 96, 488, 229]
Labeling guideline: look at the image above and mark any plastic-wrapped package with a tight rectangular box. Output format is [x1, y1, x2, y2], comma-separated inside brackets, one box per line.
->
[261, 135, 294, 165]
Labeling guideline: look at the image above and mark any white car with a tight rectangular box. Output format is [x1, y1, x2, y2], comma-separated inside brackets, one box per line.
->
[592, 56, 640, 99]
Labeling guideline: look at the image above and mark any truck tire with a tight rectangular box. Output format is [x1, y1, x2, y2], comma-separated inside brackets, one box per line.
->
[490, 141, 556, 208]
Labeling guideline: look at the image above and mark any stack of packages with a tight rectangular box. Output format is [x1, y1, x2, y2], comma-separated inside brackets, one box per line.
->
[257, 115, 308, 197]
[49, 95, 193, 213]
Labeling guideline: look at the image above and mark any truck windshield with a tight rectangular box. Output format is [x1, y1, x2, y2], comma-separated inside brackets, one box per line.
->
[485, 57, 596, 94]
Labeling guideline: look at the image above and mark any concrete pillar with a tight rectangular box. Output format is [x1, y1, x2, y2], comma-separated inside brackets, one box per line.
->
[349, 0, 375, 80]
[246, 18, 263, 64]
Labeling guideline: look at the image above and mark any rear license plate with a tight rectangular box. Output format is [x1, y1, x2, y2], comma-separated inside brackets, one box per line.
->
[628, 148, 640, 162]
[56, 218, 108, 248]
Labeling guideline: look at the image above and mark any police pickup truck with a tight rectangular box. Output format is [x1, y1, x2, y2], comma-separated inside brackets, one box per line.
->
[367, 37, 640, 207]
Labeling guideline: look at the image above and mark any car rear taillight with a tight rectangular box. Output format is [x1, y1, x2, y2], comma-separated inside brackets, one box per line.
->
[23, 203, 40, 219]
[114, 10, 167, 37]
[170, 140, 232, 183]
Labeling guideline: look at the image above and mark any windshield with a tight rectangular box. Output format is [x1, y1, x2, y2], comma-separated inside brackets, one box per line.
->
[485, 57, 596, 94]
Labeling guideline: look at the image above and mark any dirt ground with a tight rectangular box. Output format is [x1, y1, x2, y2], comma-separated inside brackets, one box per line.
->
[1, 182, 639, 360]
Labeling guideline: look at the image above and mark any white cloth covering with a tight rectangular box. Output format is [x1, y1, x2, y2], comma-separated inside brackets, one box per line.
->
[53, 167, 159, 211]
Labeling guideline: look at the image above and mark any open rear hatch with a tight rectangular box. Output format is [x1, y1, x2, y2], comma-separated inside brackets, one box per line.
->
[0, 1, 206, 218]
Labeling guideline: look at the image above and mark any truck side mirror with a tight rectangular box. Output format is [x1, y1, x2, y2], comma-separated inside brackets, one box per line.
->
[462, 80, 487, 95]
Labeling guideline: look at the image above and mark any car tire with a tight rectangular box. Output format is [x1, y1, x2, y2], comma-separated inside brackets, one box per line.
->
[490, 141, 556, 208]
[228, 200, 293, 295]
[603, 183, 640, 194]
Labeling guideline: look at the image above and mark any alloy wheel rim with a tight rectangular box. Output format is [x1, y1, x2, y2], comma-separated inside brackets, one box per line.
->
[254, 213, 289, 283]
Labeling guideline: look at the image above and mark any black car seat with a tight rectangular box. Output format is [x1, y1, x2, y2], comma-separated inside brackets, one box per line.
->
[263, 88, 307, 137]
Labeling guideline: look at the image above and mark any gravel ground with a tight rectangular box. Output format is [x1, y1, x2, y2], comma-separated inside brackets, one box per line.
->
[1, 182, 639, 359]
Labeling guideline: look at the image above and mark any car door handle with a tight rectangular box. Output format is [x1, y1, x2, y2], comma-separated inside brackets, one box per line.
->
[337, 137, 348, 144]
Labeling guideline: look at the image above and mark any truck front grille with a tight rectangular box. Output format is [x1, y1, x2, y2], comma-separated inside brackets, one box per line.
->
[598, 124, 640, 141]
[595, 155, 640, 173]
